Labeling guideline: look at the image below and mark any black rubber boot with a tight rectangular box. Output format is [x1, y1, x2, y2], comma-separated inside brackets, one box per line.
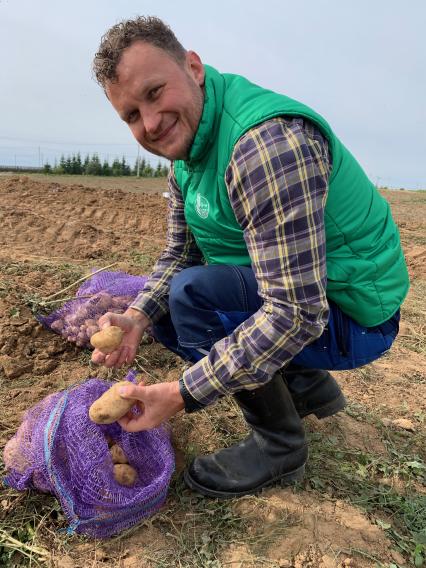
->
[283, 363, 347, 419]
[183, 374, 308, 498]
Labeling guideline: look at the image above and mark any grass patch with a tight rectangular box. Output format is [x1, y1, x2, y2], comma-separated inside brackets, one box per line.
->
[0, 460, 68, 566]
[129, 249, 158, 272]
[305, 412, 426, 566]
[127, 477, 300, 567]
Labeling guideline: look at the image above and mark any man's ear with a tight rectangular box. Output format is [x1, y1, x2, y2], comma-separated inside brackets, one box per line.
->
[186, 51, 205, 86]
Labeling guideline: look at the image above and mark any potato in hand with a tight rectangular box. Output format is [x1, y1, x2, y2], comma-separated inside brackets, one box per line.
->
[89, 381, 136, 424]
[90, 326, 124, 354]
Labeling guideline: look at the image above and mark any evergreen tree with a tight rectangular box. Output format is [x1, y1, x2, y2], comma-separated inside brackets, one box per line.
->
[111, 157, 122, 176]
[76, 152, 83, 175]
[102, 160, 111, 176]
[121, 156, 131, 176]
[139, 158, 147, 176]
[144, 163, 154, 177]
[86, 154, 102, 175]
[57, 155, 66, 174]
[71, 154, 78, 174]
[83, 154, 90, 174]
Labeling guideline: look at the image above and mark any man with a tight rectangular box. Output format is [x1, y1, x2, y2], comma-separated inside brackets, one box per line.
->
[91, 16, 409, 498]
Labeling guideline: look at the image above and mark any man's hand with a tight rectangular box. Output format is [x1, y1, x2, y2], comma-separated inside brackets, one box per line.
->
[91, 308, 150, 368]
[117, 380, 185, 431]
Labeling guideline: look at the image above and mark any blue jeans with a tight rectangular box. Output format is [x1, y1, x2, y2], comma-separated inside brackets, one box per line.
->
[153, 265, 400, 370]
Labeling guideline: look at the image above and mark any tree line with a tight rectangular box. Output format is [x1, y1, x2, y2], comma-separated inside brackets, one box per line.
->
[43, 153, 169, 177]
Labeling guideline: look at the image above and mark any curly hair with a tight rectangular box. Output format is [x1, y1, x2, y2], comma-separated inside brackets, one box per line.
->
[93, 16, 186, 88]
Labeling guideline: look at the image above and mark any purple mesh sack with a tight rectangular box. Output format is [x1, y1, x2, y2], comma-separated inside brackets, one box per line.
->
[38, 271, 148, 348]
[3, 371, 175, 538]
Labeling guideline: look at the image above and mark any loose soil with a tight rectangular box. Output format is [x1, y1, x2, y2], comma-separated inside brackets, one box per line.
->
[0, 175, 425, 568]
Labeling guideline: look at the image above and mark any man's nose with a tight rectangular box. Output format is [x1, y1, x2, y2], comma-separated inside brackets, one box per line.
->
[142, 109, 162, 137]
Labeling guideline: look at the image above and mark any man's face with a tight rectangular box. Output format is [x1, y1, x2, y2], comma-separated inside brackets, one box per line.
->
[106, 41, 205, 161]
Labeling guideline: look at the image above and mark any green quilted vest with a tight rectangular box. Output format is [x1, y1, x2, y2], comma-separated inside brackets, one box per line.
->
[174, 65, 409, 326]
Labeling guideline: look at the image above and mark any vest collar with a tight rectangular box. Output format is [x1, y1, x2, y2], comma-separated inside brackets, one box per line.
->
[187, 65, 224, 167]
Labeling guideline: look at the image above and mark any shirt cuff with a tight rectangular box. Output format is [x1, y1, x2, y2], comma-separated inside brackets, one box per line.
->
[181, 358, 228, 407]
[129, 294, 169, 325]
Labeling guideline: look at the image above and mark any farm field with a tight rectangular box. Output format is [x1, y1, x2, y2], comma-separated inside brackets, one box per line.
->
[0, 174, 425, 568]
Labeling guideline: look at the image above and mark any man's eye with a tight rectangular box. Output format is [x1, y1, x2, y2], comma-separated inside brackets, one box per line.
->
[148, 86, 162, 100]
[127, 111, 138, 124]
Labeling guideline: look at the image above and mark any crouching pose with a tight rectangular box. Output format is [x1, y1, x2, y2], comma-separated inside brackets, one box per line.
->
[91, 16, 409, 497]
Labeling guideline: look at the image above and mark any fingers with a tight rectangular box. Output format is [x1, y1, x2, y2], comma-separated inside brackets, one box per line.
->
[118, 383, 144, 400]
[116, 345, 132, 367]
[98, 312, 135, 333]
[98, 312, 114, 329]
[91, 348, 106, 365]
[91, 346, 137, 368]
[118, 410, 149, 433]
[117, 396, 147, 432]
[119, 418, 147, 433]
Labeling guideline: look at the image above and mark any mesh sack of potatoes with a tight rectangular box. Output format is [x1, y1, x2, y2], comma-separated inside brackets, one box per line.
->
[2, 371, 175, 538]
[37, 270, 148, 347]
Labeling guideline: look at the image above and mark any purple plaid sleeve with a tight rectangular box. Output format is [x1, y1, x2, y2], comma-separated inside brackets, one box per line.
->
[182, 118, 331, 405]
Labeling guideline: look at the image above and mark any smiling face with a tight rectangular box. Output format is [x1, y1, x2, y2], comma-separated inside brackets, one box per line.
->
[105, 41, 205, 161]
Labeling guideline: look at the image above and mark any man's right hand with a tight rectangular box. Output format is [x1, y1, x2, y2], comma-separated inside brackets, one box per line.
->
[91, 308, 151, 368]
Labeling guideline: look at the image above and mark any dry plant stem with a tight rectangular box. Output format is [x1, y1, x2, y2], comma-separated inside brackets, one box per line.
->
[134, 358, 159, 383]
[41, 294, 94, 306]
[0, 529, 50, 558]
[42, 262, 118, 301]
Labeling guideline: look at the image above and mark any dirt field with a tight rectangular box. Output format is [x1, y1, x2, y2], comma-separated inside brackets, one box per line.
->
[0, 174, 425, 568]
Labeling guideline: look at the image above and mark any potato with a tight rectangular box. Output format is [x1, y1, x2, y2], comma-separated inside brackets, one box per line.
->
[64, 315, 78, 326]
[90, 326, 124, 354]
[73, 306, 89, 321]
[89, 381, 136, 424]
[75, 331, 88, 347]
[86, 325, 99, 339]
[66, 325, 79, 341]
[95, 292, 113, 310]
[51, 319, 64, 332]
[112, 296, 131, 310]
[113, 463, 137, 487]
[110, 444, 128, 464]
[3, 437, 30, 473]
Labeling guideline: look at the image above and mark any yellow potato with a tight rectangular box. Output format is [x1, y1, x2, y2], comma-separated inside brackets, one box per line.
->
[110, 444, 128, 464]
[89, 381, 135, 424]
[90, 326, 124, 354]
[113, 463, 137, 487]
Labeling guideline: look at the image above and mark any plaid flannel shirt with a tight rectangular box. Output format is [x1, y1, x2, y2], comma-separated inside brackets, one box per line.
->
[131, 117, 331, 406]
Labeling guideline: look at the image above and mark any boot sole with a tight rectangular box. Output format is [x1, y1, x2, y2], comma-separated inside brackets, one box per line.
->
[298, 392, 347, 419]
[183, 464, 306, 499]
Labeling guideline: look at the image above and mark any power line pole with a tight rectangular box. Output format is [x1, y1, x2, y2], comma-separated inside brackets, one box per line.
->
[136, 145, 140, 177]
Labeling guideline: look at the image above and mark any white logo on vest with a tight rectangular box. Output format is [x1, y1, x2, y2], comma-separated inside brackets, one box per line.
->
[195, 192, 210, 219]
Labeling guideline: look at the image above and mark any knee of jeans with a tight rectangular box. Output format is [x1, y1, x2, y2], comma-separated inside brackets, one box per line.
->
[169, 266, 208, 311]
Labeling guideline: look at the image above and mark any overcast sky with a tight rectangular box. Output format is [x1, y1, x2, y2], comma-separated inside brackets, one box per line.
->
[1, 0, 425, 188]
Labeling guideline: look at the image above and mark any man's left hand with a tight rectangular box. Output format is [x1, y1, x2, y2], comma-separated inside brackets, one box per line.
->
[117, 380, 185, 432]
